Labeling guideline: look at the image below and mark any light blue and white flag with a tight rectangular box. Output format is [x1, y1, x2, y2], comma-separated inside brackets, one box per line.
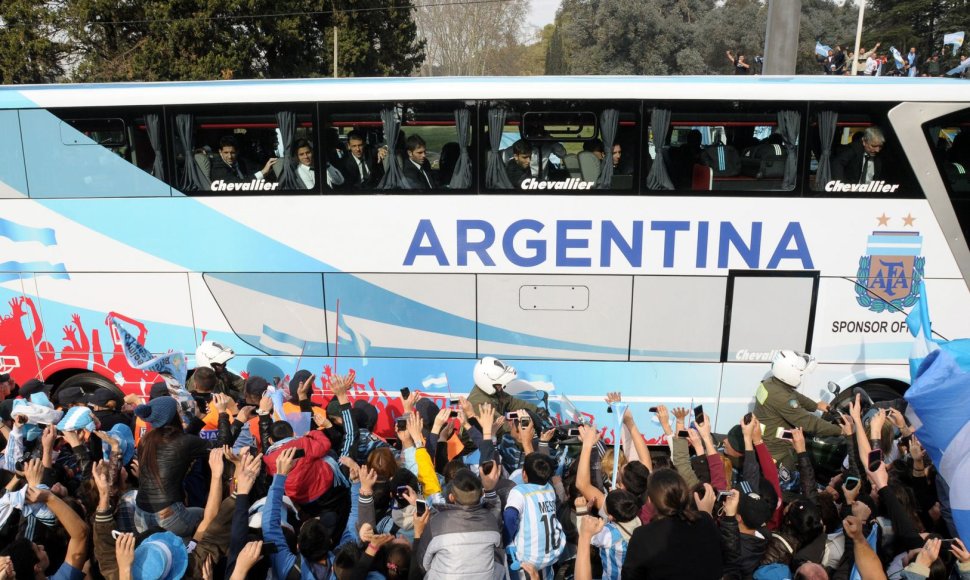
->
[890, 46, 906, 70]
[946, 58, 970, 76]
[421, 372, 449, 390]
[815, 41, 832, 58]
[905, 342, 970, 546]
[849, 525, 880, 580]
[0, 218, 69, 284]
[110, 317, 188, 387]
[906, 281, 939, 382]
[945, 31, 965, 56]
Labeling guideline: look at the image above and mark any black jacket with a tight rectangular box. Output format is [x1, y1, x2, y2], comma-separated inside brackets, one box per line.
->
[402, 158, 437, 190]
[831, 140, 884, 184]
[340, 151, 384, 188]
[719, 515, 768, 580]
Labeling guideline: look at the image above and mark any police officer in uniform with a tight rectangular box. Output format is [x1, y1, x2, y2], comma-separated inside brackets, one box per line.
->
[754, 351, 842, 488]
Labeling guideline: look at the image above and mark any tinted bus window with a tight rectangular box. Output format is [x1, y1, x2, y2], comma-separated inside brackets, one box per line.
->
[806, 103, 920, 197]
[168, 105, 315, 195]
[325, 102, 473, 193]
[645, 101, 803, 194]
[27, 107, 169, 198]
[924, 107, 970, 240]
[483, 100, 638, 193]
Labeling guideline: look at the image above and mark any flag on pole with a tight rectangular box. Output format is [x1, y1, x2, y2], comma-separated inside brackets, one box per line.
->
[946, 57, 970, 76]
[815, 41, 832, 58]
[109, 317, 188, 387]
[890, 46, 906, 70]
[906, 281, 939, 382]
[944, 31, 965, 56]
[337, 311, 372, 365]
[612, 404, 628, 488]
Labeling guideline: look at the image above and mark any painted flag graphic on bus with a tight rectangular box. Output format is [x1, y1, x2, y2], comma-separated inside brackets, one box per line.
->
[258, 324, 326, 357]
[0, 218, 69, 283]
[856, 230, 924, 313]
[421, 372, 449, 390]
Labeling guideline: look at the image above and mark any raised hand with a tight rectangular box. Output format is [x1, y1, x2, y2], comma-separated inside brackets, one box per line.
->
[458, 396, 475, 420]
[838, 412, 854, 436]
[432, 407, 452, 434]
[842, 515, 865, 542]
[849, 393, 863, 422]
[915, 538, 942, 569]
[672, 407, 689, 431]
[869, 408, 887, 438]
[115, 532, 136, 573]
[232, 541, 264, 579]
[208, 447, 225, 477]
[723, 489, 740, 517]
[298, 373, 315, 401]
[478, 402, 496, 438]
[338, 456, 360, 482]
[791, 427, 807, 454]
[655, 405, 672, 436]
[275, 447, 298, 476]
[693, 482, 716, 515]
[236, 405, 255, 424]
[41, 424, 56, 451]
[695, 412, 713, 438]
[950, 538, 970, 564]
[605, 392, 622, 405]
[480, 460, 500, 491]
[359, 465, 378, 496]
[92, 460, 112, 496]
[24, 458, 43, 487]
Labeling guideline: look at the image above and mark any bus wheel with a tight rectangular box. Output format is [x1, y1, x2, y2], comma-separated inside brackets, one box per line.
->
[55, 372, 125, 404]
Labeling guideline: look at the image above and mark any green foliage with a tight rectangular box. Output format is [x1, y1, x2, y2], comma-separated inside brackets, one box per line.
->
[0, 0, 67, 84]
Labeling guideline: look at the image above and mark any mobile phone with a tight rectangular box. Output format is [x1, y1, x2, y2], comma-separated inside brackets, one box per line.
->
[449, 410, 459, 418]
[519, 419, 531, 428]
[449, 398, 460, 406]
[717, 490, 732, 500]
[273, 376, 281, 386]
[607, 406, 613, 413]
[867, 449, 883, 471]
[648, 407, 659, 413]
[262, 542, 279, 555]
[415, 499, 427, 516]
[505, 412, 518, 421]
[396, 417, 408, 431]
[743, 412, 753, 425]
[395, 485, 409, 498]
[677, 429, 690, 438]
[694, 405, 704, 424]
[941, 539, 955, 551]
[781, 430, 794, 441]
[844, 476, 860, 491]
[292, 448, 306, 459]
[400, 387, 411, 400]
[567, 428, 581, 437]
[481, 460, 495, 476]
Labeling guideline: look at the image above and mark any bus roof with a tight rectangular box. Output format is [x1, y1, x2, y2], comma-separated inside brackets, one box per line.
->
[2, 75, 970, 109]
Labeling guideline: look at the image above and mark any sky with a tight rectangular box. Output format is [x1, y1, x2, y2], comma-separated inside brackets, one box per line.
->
[527, 0, 560, 31]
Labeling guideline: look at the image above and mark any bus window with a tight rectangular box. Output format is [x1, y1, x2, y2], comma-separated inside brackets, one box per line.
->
[723, 272, 819, 361]
[483, 101, 638, 193]
[25, 107, 169, 198]
[168, 105, 316, 195]
[325, 102, 473, 193]
[806, 104, 919, 197]
[923, 109, 970, 241]
[646, 102, 803, 195]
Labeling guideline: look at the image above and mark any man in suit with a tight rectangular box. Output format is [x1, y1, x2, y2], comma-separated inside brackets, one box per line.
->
[505, 139, 533, 188]
[209, 135, 276, 184]
[831, 126, 886, 186]
[402, 134, 437, 190]
[339, 131, 385, 189]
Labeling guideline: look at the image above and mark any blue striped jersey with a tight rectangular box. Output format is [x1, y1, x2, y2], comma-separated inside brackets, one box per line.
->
[590, 520, 638, 580]
[506, 483, 564, 570]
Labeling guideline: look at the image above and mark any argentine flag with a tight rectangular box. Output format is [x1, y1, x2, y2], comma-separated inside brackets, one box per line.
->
[421, 372, 449, 390]
[890, 46, 906, 70]
[815, 41, 832, 58]
[337, 311, 372, 364]
[0, 218, 69, 284]
[945, 31, 965, 56]
[904, 283, 970, 545]
[906, 281, 939, 382]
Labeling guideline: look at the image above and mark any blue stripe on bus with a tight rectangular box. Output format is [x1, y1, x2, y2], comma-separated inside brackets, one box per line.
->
[867, 235, 923, 245]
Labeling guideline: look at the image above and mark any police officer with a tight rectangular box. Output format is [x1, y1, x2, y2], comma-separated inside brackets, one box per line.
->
[754, 351, 842, 486]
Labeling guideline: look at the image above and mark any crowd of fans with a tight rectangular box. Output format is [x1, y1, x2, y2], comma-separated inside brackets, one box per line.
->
[814, 43, 970, 78]
[0, 347, 965, 580]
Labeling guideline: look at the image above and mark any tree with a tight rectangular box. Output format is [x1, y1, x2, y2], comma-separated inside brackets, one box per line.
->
[545, 22, 567, 74]
[0, 0, 68, 84]
[414, 0, 529, 76]
[62, 0, 425, 82]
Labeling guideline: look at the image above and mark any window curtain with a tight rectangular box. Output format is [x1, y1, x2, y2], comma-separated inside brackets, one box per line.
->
[777, 109, 801, 190]
[814, 111, 838, 191]
[175, 114, 209, 191]
[646, 108, 674, 190]
[596, 108, 618, 189]
[485, 108, 513, 189]
[378, 108, 405, 190]
[449, 108, 472, 189]
[275, 111, 302, 190]
[144, 113, 165, 181]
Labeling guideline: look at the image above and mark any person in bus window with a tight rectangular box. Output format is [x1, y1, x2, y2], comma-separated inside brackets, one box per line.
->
[210, 135, 277, 184]
[612, 142, 633, 175]
[291, 139, 343, 190]
[339, 131, 385, 189]
[506, 139, 533, 188]
[831, 126, 886, 186]
[402, 135, 437, 190]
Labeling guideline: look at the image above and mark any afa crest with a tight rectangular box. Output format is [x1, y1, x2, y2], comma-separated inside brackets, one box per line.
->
[856, 228, 924, 313]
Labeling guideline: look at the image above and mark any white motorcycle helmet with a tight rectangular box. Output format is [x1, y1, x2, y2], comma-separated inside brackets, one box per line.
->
[770, 350, 817, 387]
[196, 340, 235, 369]
[473, 356, 517, 395]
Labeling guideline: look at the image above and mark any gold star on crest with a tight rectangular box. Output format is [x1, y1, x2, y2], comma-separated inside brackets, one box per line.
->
[902, 213, 916, 226]
[877, 213, 890, 226]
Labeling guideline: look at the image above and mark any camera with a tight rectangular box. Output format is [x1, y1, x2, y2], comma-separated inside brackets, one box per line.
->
[754, 55, 764, 64]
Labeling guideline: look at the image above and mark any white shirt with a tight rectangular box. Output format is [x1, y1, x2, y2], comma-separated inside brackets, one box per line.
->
[297, 163, 315, 189]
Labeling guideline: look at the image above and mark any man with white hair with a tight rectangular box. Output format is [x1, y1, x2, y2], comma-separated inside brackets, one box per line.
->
[831, 126, 888, 186]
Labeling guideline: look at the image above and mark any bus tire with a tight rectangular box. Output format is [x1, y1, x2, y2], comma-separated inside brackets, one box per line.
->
[55, 372, 124, 404]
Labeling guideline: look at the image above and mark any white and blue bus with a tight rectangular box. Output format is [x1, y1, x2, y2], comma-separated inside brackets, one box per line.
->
[0, 76, 968, 441]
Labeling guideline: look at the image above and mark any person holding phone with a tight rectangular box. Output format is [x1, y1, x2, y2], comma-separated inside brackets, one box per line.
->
[467, 356, 547, 436]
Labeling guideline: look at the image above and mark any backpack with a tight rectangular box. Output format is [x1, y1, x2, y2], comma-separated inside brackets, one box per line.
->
[700, 144, 742, 177]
